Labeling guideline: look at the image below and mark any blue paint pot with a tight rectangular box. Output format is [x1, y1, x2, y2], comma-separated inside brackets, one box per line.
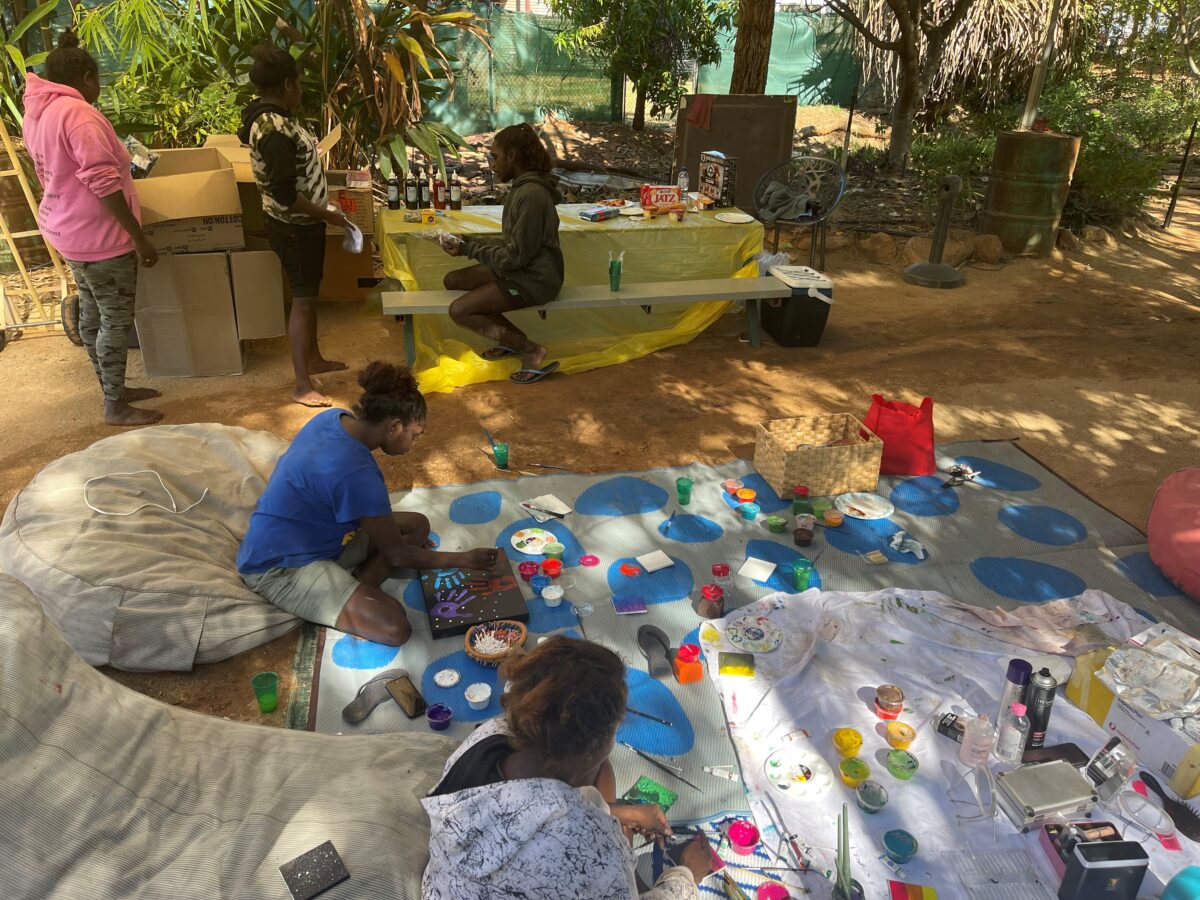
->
[530, 574, 551, 597]
[883, 829, 918, 864]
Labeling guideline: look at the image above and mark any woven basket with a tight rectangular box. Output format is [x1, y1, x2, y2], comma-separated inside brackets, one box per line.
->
[753, 414, 883, 498]
[464, 620, 528, 667]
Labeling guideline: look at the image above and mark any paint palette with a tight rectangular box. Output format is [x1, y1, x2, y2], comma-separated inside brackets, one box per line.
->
[836, 492, 895, 520]
[510, 527, 558, 554]
[762, 745, 833, 798]
[725, 614, 783, 652]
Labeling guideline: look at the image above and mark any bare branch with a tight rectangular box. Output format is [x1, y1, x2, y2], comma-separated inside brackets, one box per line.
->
[926, 0, 975, 39]
[825, 0, 900, 51]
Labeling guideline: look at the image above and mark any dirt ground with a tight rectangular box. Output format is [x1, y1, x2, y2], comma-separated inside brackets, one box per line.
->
[1, 197, 1197, 725]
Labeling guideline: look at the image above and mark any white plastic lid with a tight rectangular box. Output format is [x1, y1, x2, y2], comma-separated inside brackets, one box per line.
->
[1118, 790, 1176, 837]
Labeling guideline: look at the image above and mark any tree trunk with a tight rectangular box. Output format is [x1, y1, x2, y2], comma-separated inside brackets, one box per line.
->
[887, 48, 920, 172]
[729, 0, 774, 94]
[632, 83, 647, 131]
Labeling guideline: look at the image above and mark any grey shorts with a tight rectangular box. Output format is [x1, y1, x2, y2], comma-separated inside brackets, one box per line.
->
[241, 532, 371, 627]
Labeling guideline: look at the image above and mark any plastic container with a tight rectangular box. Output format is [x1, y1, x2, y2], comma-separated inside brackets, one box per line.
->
[696, 583, 725, 619]
[833, 728, 863, 758]
[883, 830, 918, 865]
[530, 574, 551, 597]
[542, 542, 565, 560]
[722, 478, 744, 496]
[793, 514, 815, 547]
[673, 643, 704, 684]
[855, 780, 889, 814]
[251, 671, 279, 713]
[875, 684, 905, 720]
[427, 703, 453, 731]
[959, 714, 994, 768]
[541, 585, 564, 608]
[676, 477, 694, 506]
[465, 682, 492, 710]
[762, 286, 832, 348]
[885, 750, 919, 780]
[765, 514, 787, 534]
[711, 563, 731, 589]
[791, 485, 812, 516]
[492, 442, 510, 470]
[756, 884, 790, 900]
[518, 561, 539, 582]
[839, 758, 870, 788]
[823, 509, 844, 527]
[540, 558, 563, 579]
[994, 702, 1030, 764]
[739, 502, 760, 521]
[792, 559, 814, 591]
[735, 488, 758, 504]
[727, 819, 760, 855]
[885, 721, 916, 750]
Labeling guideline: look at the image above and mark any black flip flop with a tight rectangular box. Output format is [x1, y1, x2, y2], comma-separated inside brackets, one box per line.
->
[636, 625, 672, 679]
[341, 667, 408, 724]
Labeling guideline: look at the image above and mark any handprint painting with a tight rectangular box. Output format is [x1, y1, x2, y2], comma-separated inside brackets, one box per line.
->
[420, 551, 529, 638]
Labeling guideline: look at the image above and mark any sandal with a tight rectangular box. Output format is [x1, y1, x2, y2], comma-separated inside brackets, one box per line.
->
[341, 667, 409, 723]
[509, 361, 560, 384]
[636, 625, 672, 679]
[481, 345, 520, 360]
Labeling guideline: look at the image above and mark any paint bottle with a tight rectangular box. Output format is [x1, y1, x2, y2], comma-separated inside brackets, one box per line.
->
[792, 485, 812, 516]
[449, 169, 463, 210]
[994, 702, 1030, 764]
[696, 583, 725, 619]
[418, 163, 430, 208]
[405, 164, 418, 210]
[387, 175, 401, 210]
[711, 563, 732, 591]
[1025, 667, 1058, 751]
[958, 714, 993, 768]
[673, 643, 704, 684]
[997, 658, 1033, 728]
[433, 166, 447, 210]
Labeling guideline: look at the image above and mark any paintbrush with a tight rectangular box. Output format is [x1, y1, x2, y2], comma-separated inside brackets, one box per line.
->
[626, 707, 673, 727]
[530, 463, 570, 471]
[664, 509, 677, 534]
[481, 427, 496, 451]
[620, 742, 702, 791]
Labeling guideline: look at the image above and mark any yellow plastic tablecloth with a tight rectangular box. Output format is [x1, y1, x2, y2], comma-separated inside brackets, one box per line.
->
[378, 204, 764, 393]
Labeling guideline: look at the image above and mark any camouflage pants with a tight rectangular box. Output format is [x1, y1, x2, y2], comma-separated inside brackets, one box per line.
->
[66, 253, 138, 403]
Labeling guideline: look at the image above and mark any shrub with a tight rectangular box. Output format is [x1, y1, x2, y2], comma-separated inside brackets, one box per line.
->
[910, 126, 995, 208]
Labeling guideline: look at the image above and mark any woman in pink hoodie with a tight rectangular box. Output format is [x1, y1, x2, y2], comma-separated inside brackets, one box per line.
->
[23, 30, 162, 426]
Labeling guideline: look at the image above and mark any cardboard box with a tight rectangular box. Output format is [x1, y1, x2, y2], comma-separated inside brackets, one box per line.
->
[1066, 644, 1200, 798]
[135, 250, 285, 377]
[135, 148, 244, 253]
[320, 235, 375, 301]
[328, 171, 375, 235]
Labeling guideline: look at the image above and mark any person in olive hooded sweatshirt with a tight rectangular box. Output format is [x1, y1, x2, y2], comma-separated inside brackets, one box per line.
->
[440, 123, 563, 384]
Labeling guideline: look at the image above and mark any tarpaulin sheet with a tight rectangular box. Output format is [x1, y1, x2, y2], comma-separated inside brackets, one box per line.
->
[377, 205, 763, 393]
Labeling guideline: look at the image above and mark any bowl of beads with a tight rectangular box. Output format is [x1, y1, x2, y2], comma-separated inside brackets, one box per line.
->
[464, 620, 528, 667]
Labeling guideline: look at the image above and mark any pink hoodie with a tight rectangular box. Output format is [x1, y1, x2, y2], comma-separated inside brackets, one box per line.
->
[22, 73, 138, 262]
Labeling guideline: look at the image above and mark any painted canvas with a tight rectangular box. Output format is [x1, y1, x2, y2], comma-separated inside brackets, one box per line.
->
[420, 551, 528, 639]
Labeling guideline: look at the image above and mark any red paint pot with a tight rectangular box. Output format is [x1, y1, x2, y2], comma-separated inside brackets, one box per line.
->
[540, 558, 563, 578]
[518, 561, 539, 582]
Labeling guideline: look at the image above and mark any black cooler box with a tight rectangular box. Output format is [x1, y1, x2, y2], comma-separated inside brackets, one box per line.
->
[762, 265, 833, 347]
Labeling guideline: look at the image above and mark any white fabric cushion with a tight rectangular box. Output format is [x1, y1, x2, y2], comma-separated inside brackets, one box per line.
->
[0, 573, 453, 899]
[0, 424, 299, 671]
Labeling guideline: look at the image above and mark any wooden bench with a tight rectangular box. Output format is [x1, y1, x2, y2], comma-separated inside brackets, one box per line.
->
[380, 275, 793, 365]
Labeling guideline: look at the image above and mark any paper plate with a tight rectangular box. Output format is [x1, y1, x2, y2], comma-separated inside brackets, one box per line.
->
[835, 492, 895, 520]
[510, 527, 558, 553]
[618, 205, 645, 217]
[763, 745, 833, 798]
[726, 613, 783, 652]
[715, 212, 755, 224]
[598, 199, 633, 208]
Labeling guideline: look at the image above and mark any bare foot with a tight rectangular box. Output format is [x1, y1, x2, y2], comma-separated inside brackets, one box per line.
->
[122, 387, 162, 402]
[309, 358, 348, 375]
[293, 388, 332, 408]
[104, 402, 164, 427]
[520, 344, 548, 372]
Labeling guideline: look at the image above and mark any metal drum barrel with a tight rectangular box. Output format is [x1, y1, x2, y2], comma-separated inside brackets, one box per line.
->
[980, 130, 1081, 257]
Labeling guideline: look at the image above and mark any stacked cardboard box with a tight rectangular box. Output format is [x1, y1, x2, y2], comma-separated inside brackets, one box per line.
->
[132, 147, 284, 376]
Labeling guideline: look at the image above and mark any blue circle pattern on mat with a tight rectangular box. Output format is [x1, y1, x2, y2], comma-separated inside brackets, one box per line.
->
[824, 518, 928, 566]
[402, 578, 425, 612]
[525, 597, 581, 633]
[954, 455, 1041, 492]
[998, 505, 1088, 546]
[496, 516, 587, 566]
[719, 474, 790, 513]
[575, 476, 668, 516]
[890, 476, 960, 517]
[421, 649, 502, 722]
[606, 556, 694, 604]
[449, 490, 503, 525]
[330, 634, 400, 669]
[970, 556, 1086, 603]
[745, 539, 824, 592]
[658, 513, 724, 544]
[1115, 551, 1183, 597]
[617, 668, 694, 755]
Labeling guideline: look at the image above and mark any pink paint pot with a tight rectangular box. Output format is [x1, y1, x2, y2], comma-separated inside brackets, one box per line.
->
[722, 478, 744, 496]
[757, 884, 791, 900]
[579, 554, 600, 567]
[727, 819, 760, 855]
[518, 561, 539, 582]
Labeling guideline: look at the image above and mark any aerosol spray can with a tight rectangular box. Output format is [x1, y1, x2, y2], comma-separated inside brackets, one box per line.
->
[998, 658, 1032, 727]
[1025, 667, 1058, 751]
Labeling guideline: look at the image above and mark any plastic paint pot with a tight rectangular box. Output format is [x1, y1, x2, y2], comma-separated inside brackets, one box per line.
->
[756, 884, 791, 900]
[765, 515, 787, 534]
[885, 749, 919, 781]
[839, 757, 870, 788]
[739, 502, 761, 521]
[542, 542, 565, 560]
[885, 721, 916, 750]
[833, 728, 863, 758]
[792, 559, 814, 592]
[465, 683, 493, 711]
[530, 574, 551, 597]
[619, 562, 641, 577]
[518, 561, 539, 582]
[722, 478, 744, 495]
[824, 509, 845, 527]
[540, 558, 563, 578]
[883, 829, 918, 865]
[426, 704, 453, 731]
[697, 583, 725, 619]
[541, 585, 564, 608]
[855, 780, 888, 814]
[875, 684, 905, 720]
[735, 488, 758, 503]
[579, 554, 600, 567]
[727, 819, 760, 855]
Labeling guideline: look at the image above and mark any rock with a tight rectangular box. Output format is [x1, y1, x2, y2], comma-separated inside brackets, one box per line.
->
[1057, 228, 1079, 251]
[973, 234, 1005, 265]
[790, 230, 853, 252]
[1081, 224, 1115, 245]
[901, 236, 974, 267]
[858, 231, 898, 264]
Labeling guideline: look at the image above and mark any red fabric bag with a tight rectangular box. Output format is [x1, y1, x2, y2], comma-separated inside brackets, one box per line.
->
[864, 394, 936, 476]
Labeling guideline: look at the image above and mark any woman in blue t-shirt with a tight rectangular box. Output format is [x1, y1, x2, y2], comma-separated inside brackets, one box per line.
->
[237, 361, 498, 645]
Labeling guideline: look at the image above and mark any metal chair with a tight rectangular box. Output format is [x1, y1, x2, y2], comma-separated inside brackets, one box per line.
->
[752, 155, 846, 270]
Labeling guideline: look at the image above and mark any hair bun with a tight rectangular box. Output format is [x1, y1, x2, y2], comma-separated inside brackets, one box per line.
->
[357, 360, 417, 396]
[57, 28, 81, 50]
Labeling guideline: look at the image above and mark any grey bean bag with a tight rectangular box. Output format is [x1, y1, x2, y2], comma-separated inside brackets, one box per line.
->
[0, 574, 455, 899]
[0, 424, 300, 671]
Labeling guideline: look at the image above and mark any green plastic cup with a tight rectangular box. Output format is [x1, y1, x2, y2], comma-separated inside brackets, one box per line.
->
[543, 542, 565, 560]
[675, 477, 693, 506]
[792, 558, 814, 591]
[492, 442, 510, 470]
[251, 671, 279, 713]
[609, 258, 622, 292]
